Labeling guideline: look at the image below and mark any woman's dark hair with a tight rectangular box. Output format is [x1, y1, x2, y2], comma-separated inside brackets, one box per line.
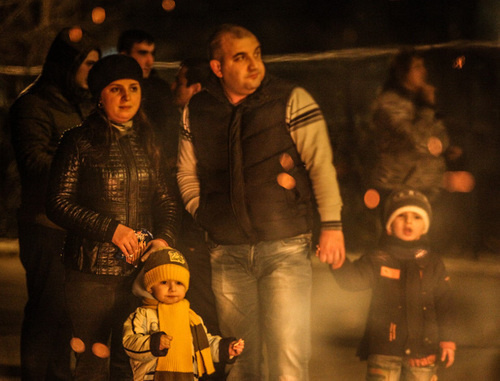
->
[383, 48, 423, 91]
[86, 108, 161, 173]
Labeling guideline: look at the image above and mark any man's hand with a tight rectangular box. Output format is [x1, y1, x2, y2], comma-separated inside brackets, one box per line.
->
[440, 343, 456, 368]
[316, 229, 345, 269]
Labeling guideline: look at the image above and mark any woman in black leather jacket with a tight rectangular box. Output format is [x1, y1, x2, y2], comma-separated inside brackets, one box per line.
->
[47, 54, 178, 381]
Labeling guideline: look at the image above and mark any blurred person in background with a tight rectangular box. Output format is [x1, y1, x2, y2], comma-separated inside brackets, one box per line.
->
[46, 54, 179, 380]
[8, 27, 100, 381]
[368, 48, 452, 203]
[367, 49, 465, 249]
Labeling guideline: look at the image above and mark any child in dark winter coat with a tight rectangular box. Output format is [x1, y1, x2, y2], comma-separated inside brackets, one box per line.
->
[123, 248, 244, 380]
[331, 189, 455, 381]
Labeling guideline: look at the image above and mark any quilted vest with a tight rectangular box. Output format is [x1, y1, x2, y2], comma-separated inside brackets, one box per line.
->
[188, 75, 314, 244]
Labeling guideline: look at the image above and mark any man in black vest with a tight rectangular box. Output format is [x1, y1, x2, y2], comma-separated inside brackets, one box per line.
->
[177, 24, 345, 380]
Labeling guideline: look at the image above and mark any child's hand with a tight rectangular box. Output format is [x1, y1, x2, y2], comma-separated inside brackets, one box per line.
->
[159, 334, 173, 351]
[441, 347, 455, 368]
[229, 338, 244, 357]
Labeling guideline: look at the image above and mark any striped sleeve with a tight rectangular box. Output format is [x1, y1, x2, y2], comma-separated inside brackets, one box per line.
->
[286, 87, 343, 228]
[176, 106, 201, 218]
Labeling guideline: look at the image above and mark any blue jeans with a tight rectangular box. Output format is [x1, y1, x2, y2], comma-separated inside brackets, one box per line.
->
[209, 233, 312, 381]
[367, 354, 438, 381]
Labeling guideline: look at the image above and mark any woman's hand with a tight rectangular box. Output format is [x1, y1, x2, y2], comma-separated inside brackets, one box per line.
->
[112, 224, 139, 264]
[141, 239, 169, 262]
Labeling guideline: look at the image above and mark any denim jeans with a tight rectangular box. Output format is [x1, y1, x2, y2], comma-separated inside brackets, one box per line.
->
[367, 354, 438, 381]
[209, 233, 312, 381]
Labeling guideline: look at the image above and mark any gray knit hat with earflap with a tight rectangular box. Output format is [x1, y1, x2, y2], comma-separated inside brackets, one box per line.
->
[383, 189, 432, 235]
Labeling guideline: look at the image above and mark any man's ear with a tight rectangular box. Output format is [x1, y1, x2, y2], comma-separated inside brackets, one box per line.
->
[210, 60, 223, 78]
[192, 83, 202, 95]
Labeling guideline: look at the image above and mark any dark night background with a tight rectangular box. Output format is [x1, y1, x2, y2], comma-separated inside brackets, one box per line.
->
[1, 1, 499, 252]
[0, 0, 498, 63]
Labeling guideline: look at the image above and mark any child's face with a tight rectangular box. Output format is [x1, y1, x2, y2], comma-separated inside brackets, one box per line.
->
[388, 211, 426, 241]
[151, 279, 187, 305]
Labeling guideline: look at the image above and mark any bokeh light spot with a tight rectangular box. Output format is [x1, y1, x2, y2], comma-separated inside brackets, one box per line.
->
[70, 337, 85, 353]
[68, 27, 83, 43]
[279, 153, 294, 171]
[443, 171, 475, 193]
[162, 0, 176, 11]
[277, 172, 296, 190]
[427, 136, 443, 156]
[364, 189, 380, 209]
[92, 7, 106, 24]
[92, 343, 110, 358]
[453, 56, 466, 69]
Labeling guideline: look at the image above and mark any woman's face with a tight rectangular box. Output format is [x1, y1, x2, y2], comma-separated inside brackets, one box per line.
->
[404, 57, 427, 91]
[100, 79, 141, 124]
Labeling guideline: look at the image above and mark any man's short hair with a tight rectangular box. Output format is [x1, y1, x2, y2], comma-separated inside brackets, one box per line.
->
[117, 29, 155, 54]
[180, 58, 211, 87]
[208, 24, 256, 61]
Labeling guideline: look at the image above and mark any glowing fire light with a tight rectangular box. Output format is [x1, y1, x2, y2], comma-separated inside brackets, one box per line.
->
[443, 171, 475, 193]
[70, 337, 85, 353]
[92, 343, 110, 359]
[277, 173, 296, 190]
[364, 189, 380, 209]
[92, 7, 106, 24]
[427, 136, 443, 156]
[68, 27, 83, 43]
[453, 56, 466, 69]
[162, 0, 176, 11]
[279, 153, 294, 170]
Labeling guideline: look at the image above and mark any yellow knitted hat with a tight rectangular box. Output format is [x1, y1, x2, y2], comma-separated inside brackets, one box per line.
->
[143, 248, 190, 292]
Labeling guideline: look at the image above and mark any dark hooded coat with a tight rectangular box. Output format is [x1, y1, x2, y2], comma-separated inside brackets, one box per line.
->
[9, 28, 100, 227]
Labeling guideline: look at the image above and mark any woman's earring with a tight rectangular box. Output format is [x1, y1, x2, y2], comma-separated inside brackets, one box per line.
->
[98, 100, 103, 108]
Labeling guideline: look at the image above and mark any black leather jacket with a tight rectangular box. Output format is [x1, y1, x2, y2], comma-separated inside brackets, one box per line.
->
[47, 112, 178, 276]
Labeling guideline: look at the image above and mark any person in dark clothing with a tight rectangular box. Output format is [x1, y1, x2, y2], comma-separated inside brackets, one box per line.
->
[177, 24, 345, 380]
[46, 54, 179, 381]
[9, 27, 100, 381]
[331, 189, 455, 380]
[118, 29, 176, 172]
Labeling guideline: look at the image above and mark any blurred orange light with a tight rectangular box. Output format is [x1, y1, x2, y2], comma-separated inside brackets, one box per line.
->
[277, 173, 296, 190]
[443, 171, 475, 193]
[427, 136, 443, 156]
[92, 343, 110, 359]
[70, 337, 85, 353]
[68, 27, 83, 43]
[364, 189, 380, 209]
[453, 56, 465, 69]
[92, 7, 106, 24]
[162, 0, 176, 11]
[279, 153, 294, 171]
